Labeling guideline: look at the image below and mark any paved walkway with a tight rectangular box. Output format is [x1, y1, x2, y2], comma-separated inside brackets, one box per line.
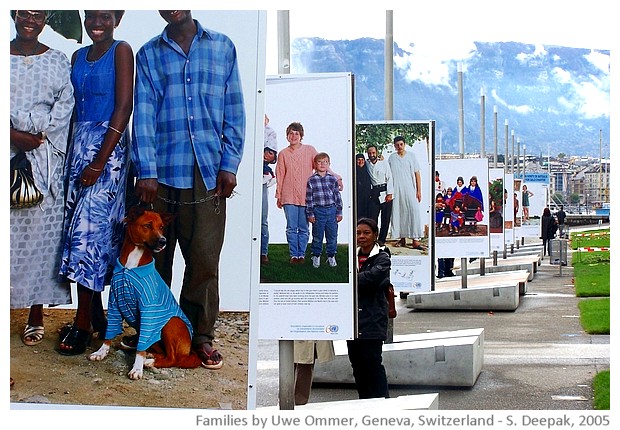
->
[255, 226, 610, 410]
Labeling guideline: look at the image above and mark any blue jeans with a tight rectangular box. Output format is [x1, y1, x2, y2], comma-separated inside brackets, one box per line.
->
[261, 184, 269, 256]
[283, 204, 309, 258]
[310, 205, 338, 257]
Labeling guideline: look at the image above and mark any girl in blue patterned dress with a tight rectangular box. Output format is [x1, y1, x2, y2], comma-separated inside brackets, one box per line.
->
[58, 10, 134, 355]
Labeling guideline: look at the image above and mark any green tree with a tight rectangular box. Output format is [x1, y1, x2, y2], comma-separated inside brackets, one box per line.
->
[489, 178, 504, 206]
[356, 122, 430, 155]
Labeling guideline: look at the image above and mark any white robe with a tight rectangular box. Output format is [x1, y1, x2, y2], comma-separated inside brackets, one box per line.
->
[388, 151, 423, 239]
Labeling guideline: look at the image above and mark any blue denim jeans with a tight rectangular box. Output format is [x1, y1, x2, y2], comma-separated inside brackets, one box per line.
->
[310, 205, 338, 257]
[283, 204, 309, 258]
[261, 184, 269, 256]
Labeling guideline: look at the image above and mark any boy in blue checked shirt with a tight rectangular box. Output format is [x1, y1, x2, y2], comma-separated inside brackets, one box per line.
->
[306, 152, 343, 268]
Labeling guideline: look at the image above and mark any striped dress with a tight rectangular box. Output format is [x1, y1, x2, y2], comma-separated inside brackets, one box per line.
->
[105, 258, 193, 352]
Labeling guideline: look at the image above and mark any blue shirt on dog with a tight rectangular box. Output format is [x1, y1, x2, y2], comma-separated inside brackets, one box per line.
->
[105, 258, 193, 352]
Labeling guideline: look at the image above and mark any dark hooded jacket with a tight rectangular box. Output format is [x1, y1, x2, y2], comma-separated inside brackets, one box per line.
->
[356, 244, 391, 340]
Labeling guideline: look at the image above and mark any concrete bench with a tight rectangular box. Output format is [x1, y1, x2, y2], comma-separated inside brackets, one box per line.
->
[407, 270, 530, 310]
[313, 328, 484, 387]
[454, 254, 540, 281]
[260, 393, 439, 411]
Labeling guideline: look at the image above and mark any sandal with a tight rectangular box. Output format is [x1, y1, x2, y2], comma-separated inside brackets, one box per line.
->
[194, 344, 224, 370]
[57, 322, 73, 340]
[58, 325, 91, 356]
[393, 238, 406, 248]
[22, 324, 45, 346]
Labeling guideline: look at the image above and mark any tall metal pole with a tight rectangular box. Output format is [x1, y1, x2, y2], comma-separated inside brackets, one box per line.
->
[493, 106, 498, 168]
[384, 10, 394, 121]
[479, 88, 486, 275]
[457, 63, 467, 288]
[504, 120, 509, 174]
[276, 10, 294, 410]
[458, 63, 465, 157]
[516, 137, 520, 178]
[511, 131, 515, 174]
[384, 10, 394, 343]
[276, 11, 290, 75]
[480, 88, 486, 158]
[599, 129, 603, 204]
[504, 120, 513, 254]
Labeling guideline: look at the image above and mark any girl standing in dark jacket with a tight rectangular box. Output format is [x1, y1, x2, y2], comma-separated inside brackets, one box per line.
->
[347, 218, 390, 398]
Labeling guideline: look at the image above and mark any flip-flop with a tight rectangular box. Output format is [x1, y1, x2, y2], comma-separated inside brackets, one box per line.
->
[22, 324, 45, 346]
[197, 346, 224, 370]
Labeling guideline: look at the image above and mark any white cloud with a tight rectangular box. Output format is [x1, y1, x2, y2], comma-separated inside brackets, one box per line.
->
[491, 89, 533, 114]
[551, 64, 610, 119]
[551, 67, 572, 84]
[585, 50, 610, 73]
[574, 81, 609, 118]
[393, 41, 476, 88]
[516, 44, 548, 64]
[557, 96, 575, 110]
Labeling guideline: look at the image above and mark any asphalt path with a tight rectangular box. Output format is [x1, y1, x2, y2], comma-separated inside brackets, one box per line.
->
[255, 227, 610, 410]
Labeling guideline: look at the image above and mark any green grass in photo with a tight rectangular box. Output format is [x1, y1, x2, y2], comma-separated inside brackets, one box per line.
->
[260, 244, 350, 284]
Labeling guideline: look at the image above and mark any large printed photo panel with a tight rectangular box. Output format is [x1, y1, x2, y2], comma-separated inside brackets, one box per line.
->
[8, 10, 266, 411]
[258, 73, 355, 341]
[356, 121, 434, 294]
[435, 158, 490, 259]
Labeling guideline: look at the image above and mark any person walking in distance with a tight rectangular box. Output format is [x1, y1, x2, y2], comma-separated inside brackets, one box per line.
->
[555, 205, 567, 238]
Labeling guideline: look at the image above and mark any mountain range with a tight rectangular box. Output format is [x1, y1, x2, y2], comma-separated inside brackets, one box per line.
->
[291, 38, 610, 158]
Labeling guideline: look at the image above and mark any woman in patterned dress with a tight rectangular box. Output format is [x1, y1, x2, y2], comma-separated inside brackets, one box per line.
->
[57, 10, 134, 355]
[10, 10, 75, 347]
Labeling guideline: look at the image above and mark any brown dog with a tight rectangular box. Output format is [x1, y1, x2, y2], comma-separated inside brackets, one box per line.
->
[88, 207, 203, 379]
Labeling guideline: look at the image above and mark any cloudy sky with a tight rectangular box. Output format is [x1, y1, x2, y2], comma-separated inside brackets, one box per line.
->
[268, 4, 612, 122]
[6, 2, 614, 125]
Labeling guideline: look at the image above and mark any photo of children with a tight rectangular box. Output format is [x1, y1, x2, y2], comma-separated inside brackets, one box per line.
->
[435, 158, 490, 260]
[306, 152, 344, 268]
[434, 169, 488, 238]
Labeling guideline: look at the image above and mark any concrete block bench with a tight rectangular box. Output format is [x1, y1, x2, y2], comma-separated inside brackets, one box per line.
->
[313, 328, 484, 388]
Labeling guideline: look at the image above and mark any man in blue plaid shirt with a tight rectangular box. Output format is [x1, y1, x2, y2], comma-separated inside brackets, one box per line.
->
[306, 152, 343, 268]
[131, 11, 245, 370]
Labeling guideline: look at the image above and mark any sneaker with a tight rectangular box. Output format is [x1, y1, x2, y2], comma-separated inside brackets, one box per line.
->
[327, 256, 337, 267]
[312, 255, 320, 268]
